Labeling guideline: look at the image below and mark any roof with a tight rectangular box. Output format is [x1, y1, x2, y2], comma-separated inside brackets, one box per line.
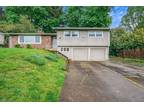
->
[53, 27, 110, 31]
[0, 33, 57, 36]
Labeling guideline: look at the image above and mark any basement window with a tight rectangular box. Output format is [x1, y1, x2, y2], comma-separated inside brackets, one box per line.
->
[67, 48, 69, 51]
[61, 47, 69, 52]
[61, 48, 63, 51]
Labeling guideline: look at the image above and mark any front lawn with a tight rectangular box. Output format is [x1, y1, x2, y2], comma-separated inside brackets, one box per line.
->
[110, 57, 144, 67]
[0, 48, 67, 102]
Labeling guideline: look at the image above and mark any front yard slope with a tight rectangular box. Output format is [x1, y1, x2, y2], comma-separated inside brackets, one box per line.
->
[0, 48, 67, 102]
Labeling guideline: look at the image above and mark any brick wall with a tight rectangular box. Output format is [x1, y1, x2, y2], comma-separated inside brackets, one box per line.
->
[9, 35, 52, 49]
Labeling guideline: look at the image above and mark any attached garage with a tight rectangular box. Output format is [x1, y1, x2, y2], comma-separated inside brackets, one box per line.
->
[89, 48, 106, 61]
[72, 47, 108, 61]
[73, 48, 88, 61]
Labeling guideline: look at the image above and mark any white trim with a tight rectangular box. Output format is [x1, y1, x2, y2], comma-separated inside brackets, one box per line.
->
[72, 47, 74, 60]
[88, 31, 103, 38]
[18, 36, 41, 44]
[88, 31, 96, 38]
[88, 48, 91, 61]
[108, 31, 110, 46]
[63, 31, 71, 37]
[9, 36, 12, 48]
[95, 31, 103, 38]
[63, 31, 79, 38]
[71, 31, 79, 38]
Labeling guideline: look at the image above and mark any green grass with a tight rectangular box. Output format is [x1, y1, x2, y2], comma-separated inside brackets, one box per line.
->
[0, 48, 67, 102]
[110, 56, 144, 67]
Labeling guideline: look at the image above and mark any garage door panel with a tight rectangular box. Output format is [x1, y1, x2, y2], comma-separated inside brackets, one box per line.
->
[73, 48, 88, 61]
[90, 48, 106, 61]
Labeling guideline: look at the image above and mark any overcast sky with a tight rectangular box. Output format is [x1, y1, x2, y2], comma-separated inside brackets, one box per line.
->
[110, 6, 128, 28]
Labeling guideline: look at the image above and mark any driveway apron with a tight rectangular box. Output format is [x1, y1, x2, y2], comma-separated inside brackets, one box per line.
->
[60, 62, 144, 102]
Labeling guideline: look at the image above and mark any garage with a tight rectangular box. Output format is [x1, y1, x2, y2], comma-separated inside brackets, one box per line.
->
[72, 47, 107, 61]
[73, 48, 88, 61]
[89, 48, 106, 61]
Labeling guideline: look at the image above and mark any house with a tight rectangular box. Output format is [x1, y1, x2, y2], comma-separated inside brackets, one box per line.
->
[8, 27, 110, 61]
[8, 33, 57, 49]
[0, 33, 4, 44]
[54, 27, 110, 61]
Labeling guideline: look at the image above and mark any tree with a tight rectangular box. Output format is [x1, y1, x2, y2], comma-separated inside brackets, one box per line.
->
[0, 16, 36, 33]
[3, 6, 63, 32]
[110, 27, 144, 56]
[62, 7, 83, 26]
[131, 28, 144, 49]
[121, 7, 144, 31]
[110, 28, 127, 55]
[63, 6, 112, 27]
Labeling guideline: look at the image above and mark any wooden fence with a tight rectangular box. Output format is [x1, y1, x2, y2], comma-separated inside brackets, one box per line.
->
[119, 48, 144, 58]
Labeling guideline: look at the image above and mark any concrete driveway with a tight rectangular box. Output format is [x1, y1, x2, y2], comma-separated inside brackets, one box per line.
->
[60, 61, 144, 102]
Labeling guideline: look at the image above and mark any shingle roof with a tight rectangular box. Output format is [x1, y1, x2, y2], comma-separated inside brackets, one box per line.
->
[0, 33, 57, 36]
[53, 27, 110, 31]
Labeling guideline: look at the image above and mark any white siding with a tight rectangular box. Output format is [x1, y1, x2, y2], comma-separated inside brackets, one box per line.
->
[58, 47, 108, 61]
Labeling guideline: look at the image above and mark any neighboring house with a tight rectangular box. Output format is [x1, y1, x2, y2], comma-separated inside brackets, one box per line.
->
[54, 27, 110, 61]
[9, 33, 56, 49]
[0, 33, 4, 44]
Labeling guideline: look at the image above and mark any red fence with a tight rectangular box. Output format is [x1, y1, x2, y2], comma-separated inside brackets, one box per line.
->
[119, 48, 144, 58]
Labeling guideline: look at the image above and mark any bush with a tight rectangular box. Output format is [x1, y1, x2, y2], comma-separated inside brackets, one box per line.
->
[26, 44, 32, 49]
[45, 54, 58, 62]
[14, 44, 21, 48]
[25, 54, 46, 65]
[0, 44, 5, 48]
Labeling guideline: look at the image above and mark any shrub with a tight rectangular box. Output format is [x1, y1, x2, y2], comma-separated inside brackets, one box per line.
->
[0, 44, 5, 48]
[45, 54, 58, 62]
[26, 44, 32, 49]
[14, 44, 21, 48]
[25, 54, 46, 65]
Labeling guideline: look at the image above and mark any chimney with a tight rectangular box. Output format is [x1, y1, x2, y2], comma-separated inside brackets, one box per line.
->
[59, 22, 65, 27]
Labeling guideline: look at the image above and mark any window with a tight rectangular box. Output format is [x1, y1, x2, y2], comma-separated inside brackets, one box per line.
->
[72, 31, 79, 37]
[35, 36, 40, 42]
[61, 48, 63, 51]
[18, 36, 41, 44]
[64, 31, 71, 37]
[88, 31, 103, 38]
[61, 47, 69, 52]
[64, 31, 79, 37]
[67, 48, 69, 51]
[96, 32, 103, 37]
[88, 31, 95, 37]
[19, 36, 24, 42]
[64, 48, 66, 51]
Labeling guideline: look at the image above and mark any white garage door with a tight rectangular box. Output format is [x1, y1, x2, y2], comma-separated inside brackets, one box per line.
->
[90, 48, 106, 61]
[73, 48, 88, 61]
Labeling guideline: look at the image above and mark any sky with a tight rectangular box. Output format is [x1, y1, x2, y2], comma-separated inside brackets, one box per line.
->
[110, 6, 128, 28]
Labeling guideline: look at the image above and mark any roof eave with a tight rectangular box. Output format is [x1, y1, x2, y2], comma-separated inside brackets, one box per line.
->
[53, 27, 110, 31]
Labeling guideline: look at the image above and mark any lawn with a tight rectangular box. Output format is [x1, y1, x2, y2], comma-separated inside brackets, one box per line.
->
[110, 56, 144, 67]
[0, 48, 67, 102]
